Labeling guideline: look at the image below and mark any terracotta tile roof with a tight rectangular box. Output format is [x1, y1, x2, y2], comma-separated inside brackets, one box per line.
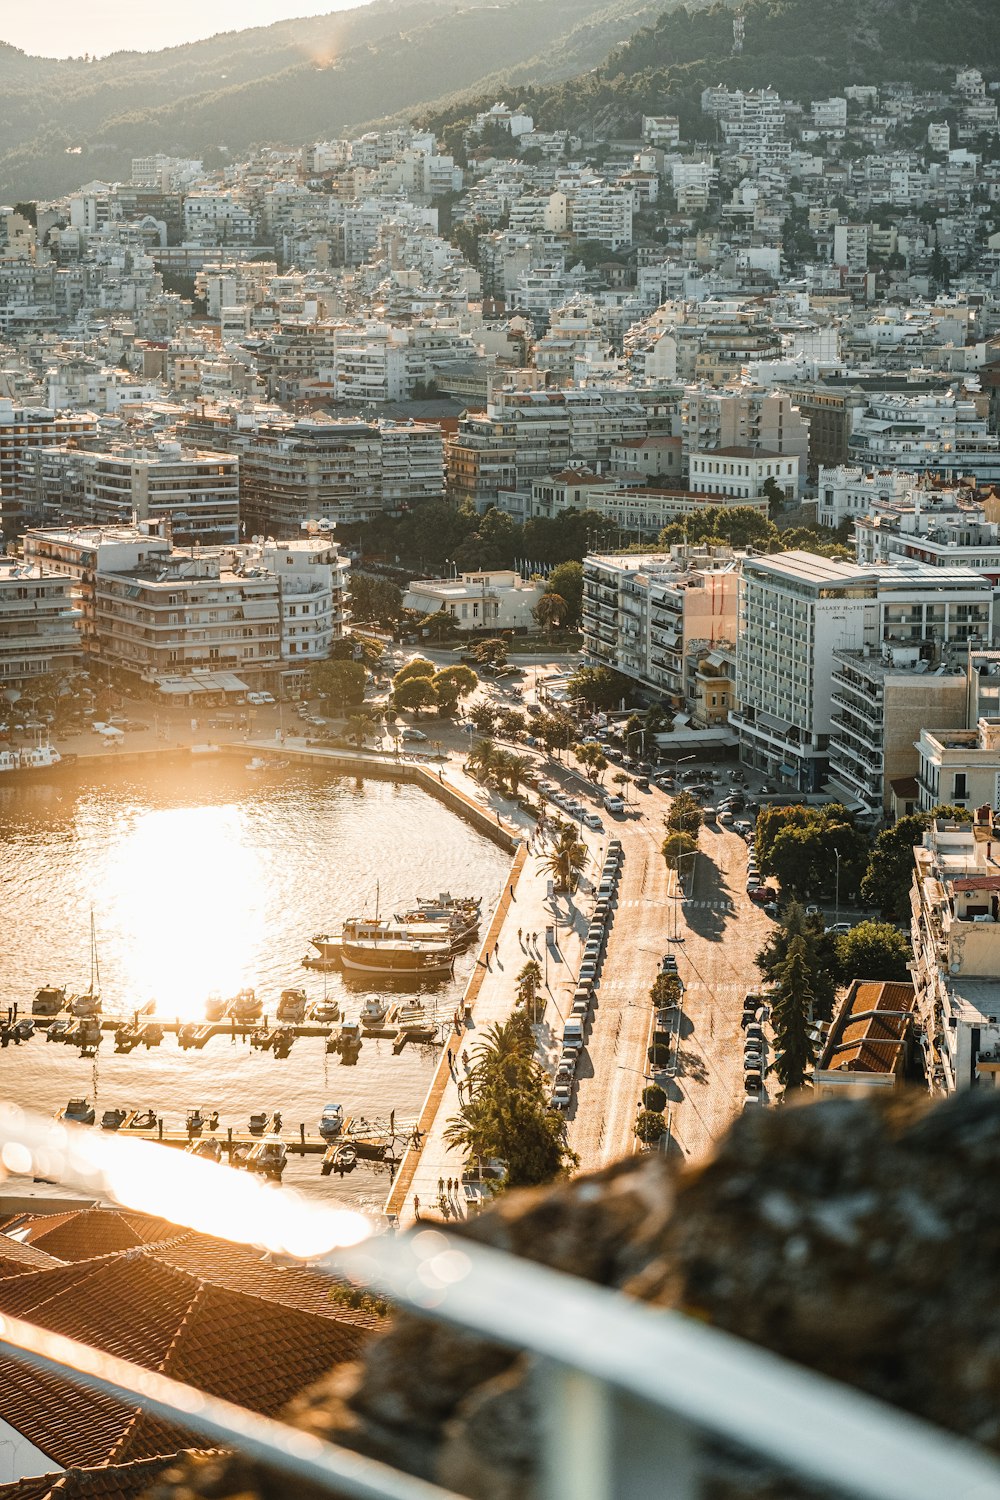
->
[820, 980, 916, 1075]
[0, 1454, 190, 1500]
[149, 1236, 379, 1328]
[11, 1209, 181, 1262]
[0, 1245, 370, 1470]
[952, 874, 1000, 892]
[0, 1236, 66, 1278]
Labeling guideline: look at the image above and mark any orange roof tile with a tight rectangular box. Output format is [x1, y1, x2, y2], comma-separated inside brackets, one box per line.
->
[0, 1236, 66, 1278]
[12, 1209, 181, 1262]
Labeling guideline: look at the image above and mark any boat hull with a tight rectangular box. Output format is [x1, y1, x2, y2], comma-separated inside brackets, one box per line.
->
[340, 944, 452, 976]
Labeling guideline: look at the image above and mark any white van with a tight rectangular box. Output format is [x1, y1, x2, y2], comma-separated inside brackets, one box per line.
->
[604, 796, 625, 814]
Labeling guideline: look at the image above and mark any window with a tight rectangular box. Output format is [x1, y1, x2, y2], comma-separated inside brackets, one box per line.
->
[954, 772, 968, 800]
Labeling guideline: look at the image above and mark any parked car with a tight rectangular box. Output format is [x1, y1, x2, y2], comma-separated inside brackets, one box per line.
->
[825, 921, 852, 936]
[604, 796, 625, 814]
[400, 727, 428, 742]
[246, 691, 275, 705]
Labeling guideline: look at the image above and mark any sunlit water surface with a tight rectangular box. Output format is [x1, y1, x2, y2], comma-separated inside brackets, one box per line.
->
[0, 761, 511, 1214]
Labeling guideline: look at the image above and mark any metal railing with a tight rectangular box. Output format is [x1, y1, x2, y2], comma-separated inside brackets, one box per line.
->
[2, 1104, 1000, 1500]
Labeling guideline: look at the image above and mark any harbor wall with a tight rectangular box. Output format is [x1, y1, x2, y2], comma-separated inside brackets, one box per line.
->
[383, 840, 528, 1223]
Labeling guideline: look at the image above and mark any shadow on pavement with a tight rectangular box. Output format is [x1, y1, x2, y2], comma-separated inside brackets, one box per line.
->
[682, 855, 732, 943]
[674, 1046, 709, 1084]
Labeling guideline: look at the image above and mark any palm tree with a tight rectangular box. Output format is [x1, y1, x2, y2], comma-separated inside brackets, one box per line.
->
[534, 591, 567, 636]
[540, 825, 588, 892]
[467, 737, 498, 782]
[346, 711, 376, 748]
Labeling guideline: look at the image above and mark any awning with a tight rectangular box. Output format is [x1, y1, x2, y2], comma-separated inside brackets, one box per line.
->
[241, 600, 280, 620]
[152, 671, 251, 697]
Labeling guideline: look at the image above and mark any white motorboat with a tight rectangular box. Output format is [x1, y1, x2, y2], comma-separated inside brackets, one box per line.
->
[318, 1102, 345, 1139]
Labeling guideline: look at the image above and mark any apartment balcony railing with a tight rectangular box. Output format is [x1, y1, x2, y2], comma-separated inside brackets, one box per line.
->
[0, 1107, 998, 1500]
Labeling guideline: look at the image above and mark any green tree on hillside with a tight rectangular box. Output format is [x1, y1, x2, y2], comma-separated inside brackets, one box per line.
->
[771, 935, 817, 1093]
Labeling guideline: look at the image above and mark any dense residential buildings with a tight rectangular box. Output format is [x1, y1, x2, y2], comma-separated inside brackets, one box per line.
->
[0, 556, 80, 687]
[583, 548, 739, 717]
[732, 552, 997, 801]
[911, 811, 1000, 1095]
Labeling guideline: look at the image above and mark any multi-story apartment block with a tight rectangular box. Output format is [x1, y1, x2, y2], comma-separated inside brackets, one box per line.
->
[31, 527, 348, 688]
[0, 558, 81, 688]
[733, 552, 997, 797]
[0, 403, 100, 539]
[582, 548, 739, 710]
[404, 569, 544, 632]
[910, 811, 1000, 1095]
[847, 390, 1000, 482]
[21, 442, 241, 545]
[683, 387, 809, 485]
[916, 715, 1000, 816]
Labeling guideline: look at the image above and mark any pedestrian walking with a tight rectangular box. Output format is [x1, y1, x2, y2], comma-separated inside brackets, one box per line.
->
[462, 1048, 469, 1069]
[518, 926, 523, 944]
[438, 1176, 444, 1193]
[447, 1047, 453, 1070]
[414, 1195, 421, 1220]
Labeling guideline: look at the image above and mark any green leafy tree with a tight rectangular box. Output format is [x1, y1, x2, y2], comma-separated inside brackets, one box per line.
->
[545, 561, 584, 626]
[468, 701, 498, 736]
[666, 790, 703, 836]
[642, 1084, 667, 1112]
[431, 664, 478, 716]
[569, 664, 633, 711]
[650, 973, 682, 1008]
[346, 711, 377, 747]
[657, 505, 779, 552]
[516, 959, 543, 1020]
[310, 659, 366, 711]
[496, 707, 527, 739]
[473, 637, 508, 670]
[348, 573, 404, 626]
[757, 804, 869, 900]
[635, 1108, 666, 1144]
[419, 609, 461, 642]
[537, 711, 576, 756]
[392, 675, 438, 715]
[835, 920, 912, 983]
[467, 737, 498, 782]
[860, 813, 929, 916]
[662, 830, 699, 871]
[771, 935, 817, 1092]
[393, 657, 436, 686]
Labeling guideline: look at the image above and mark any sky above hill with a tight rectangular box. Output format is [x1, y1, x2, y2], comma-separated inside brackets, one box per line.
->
[1, 0, 371, 57]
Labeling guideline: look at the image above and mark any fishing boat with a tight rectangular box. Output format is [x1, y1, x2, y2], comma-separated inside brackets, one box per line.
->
[310, 999, 341, 1023]
[0, 741, 62, 775]
[318, 1103, 345, 1139]
[72, 912, 102, 1017]
[313, 917, 453, 977]
[101, 1108, 127, 1130]
[32, 985, 67, 1017]
[204, 992, 228, 1021]
[61, 1099, 95, 1125]
[360, 995, 390, 1029]
[189, 1137, 222, 1162]
[276, 987, 307, 1023]
[127, 1109, 157, 1131]
[187, 1108, 207, 1134]
[332, 1143, 357, 1172]
[230, 987, 262, 1022]
[395, 893, 482, 950]
[248, 1135, 287, 1179]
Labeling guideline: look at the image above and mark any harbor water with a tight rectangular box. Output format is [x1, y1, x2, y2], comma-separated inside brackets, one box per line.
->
[0, 758, 512, 1215]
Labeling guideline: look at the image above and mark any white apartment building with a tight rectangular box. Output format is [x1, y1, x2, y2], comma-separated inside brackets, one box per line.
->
[569, 187, 633, 251]
[833, 224, 869, 269]
[688, 447, 799, 501]
[322, 320, 477, 403]
[910, 812, 1000, 1095]
[916, 716, 1000, 815]
[642, 116, 681, 149]
[733, 552, 997, 796]
[21, 442, 241, 545]
[0, 558, 81, 688]
[583, 548, 739, 710]
[816, 465, 911, 528]
[183, 191, 257, 246]
[404, 570, 543, 632]
[847, 391, 1000, 482]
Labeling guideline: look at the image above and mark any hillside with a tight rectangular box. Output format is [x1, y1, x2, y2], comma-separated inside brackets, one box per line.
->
[0, 0, 662, 202]
[420, 0, 1000, 145]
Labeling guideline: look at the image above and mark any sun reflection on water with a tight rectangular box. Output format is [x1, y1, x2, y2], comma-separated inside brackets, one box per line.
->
[97, 805, 266, 1020]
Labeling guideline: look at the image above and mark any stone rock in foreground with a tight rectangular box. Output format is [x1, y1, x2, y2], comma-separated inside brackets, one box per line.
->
[145, 1091, 1000, 1500]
